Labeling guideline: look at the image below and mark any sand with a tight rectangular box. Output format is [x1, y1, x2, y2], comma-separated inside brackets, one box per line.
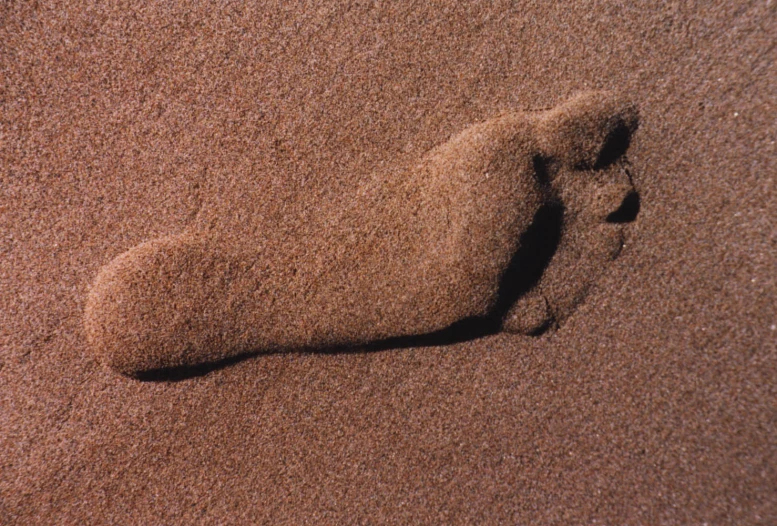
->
[1, 1, 775, 524]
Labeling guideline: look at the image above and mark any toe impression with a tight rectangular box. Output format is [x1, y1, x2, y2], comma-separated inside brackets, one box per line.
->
[536, 91, 639, 169]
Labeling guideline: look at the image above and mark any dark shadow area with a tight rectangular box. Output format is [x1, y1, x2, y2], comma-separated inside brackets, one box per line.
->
[134, 351, 262, 382]
[367, 200, 564, 351]
[366, 315, 496, 352]
[492, 201, 563, 316]
[606, 191, 640, 223]
[532, 154, 552, 186]
[594, 118, 634, 170]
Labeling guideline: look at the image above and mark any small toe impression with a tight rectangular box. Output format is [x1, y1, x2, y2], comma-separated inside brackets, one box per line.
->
[589, 182, 638, 222]
[537, 91, 639, 169]
[605, 190, 640, 223]
[502, 291, 553, 335]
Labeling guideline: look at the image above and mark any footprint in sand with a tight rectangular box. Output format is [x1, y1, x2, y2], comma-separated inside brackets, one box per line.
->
[84, 91, 640, 377]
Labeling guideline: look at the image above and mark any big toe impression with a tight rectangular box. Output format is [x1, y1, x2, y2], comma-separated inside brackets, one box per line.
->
[84, 235, 245, 376]
[537, 91, 639, 169]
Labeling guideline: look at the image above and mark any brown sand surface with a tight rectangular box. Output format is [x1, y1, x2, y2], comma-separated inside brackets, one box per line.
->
[1, 1, 775, 524]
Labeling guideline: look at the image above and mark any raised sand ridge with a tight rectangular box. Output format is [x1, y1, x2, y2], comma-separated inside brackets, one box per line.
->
[84, 91, 640, 377]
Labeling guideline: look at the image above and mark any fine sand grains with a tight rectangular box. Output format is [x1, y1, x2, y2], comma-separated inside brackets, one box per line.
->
[84, 91, 639, 376]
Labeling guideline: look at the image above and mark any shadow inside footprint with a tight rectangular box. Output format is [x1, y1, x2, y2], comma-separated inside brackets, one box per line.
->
[606, 190, 640, 223]
[594, 119, 633, 170]
[133, 352, 256, 382]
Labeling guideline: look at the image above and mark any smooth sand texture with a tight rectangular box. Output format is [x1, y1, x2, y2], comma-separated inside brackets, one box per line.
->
[2, 2, 775, 524]
[84, 91, 639, 376]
